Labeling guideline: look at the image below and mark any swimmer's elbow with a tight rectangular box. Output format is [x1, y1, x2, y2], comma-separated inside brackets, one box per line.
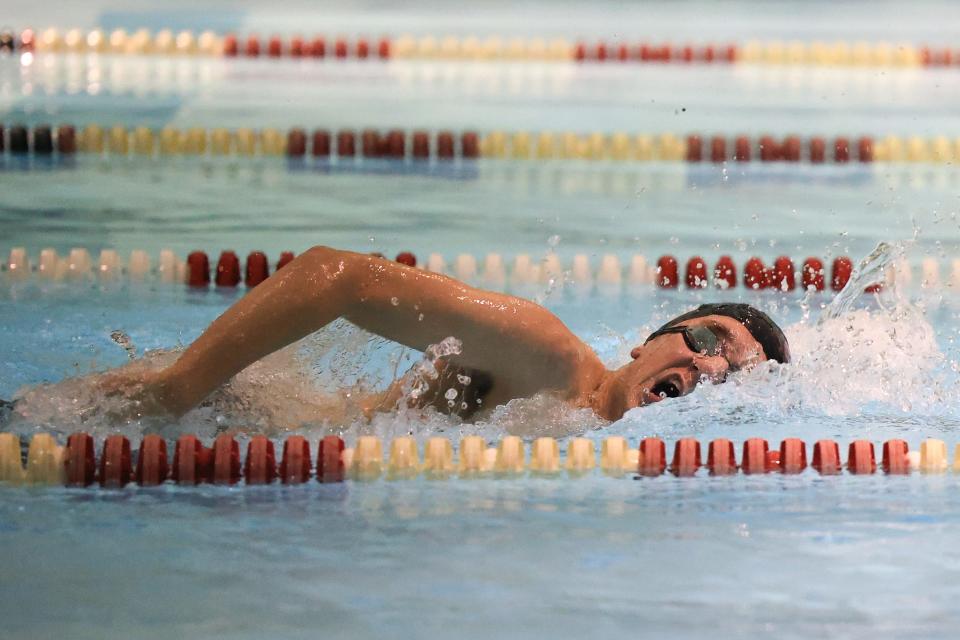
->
[301, 244, 339, 264]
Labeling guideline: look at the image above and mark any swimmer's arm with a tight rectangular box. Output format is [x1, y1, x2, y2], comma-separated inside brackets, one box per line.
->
[154, 246, 604, 415]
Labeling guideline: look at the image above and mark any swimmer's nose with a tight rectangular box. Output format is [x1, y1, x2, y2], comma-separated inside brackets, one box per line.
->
[693, 355, 729, 383]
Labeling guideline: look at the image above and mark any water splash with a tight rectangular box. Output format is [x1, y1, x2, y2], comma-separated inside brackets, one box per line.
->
[821, 241, 896, 322]
[619, 241, 952, 435]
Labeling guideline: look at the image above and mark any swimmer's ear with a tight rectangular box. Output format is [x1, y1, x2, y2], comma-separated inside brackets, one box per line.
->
[630, 346, 643, 360]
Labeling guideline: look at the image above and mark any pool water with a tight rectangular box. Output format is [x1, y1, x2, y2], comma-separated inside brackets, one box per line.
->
[5, 1, 960, 638]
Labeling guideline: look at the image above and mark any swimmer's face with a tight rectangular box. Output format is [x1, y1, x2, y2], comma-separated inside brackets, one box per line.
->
[598, 315, 766, 420]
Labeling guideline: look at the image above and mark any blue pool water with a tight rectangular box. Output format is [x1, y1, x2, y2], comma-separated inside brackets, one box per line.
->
[6, 1, 960, 638]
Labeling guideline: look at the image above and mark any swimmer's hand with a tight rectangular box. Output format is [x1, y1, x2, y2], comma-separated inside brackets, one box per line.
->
[97, 369, 181, 422]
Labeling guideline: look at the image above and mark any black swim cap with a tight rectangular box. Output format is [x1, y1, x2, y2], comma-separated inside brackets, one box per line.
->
[648, 303, 791, 364]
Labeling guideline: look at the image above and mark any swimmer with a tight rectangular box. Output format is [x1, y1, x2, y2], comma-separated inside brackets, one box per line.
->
[7, 246, 789, 424]
[97, 246, 791, 423]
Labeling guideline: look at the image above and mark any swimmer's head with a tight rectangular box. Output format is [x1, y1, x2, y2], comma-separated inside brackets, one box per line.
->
[592, 303, 790, 420]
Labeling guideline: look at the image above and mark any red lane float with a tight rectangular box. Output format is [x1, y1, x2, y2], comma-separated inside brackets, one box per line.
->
[395, 251, 417, 267]
[656, 256, 679, 288]
[766, 449, 781, 470]
[744, 257, 767, 290]
[244, 34, 261, 57]
[268, 35, 282, 58]
[710, 136, 726, 163]
[337, 130, 356, 157]
[882, 439, 910, 474]
[779, 438, 807, 474]
[734, 136, 751, 162]
[65, 432, 96, 487]
[385, 130, 405, 158]
[317, 435, 345, 483]
[772, 257, 796, 291]
[223, 33, 239, 56]
[437, 131, 455, 159]
[215, 251, 241, 287]
[713, 255, 737, 289]
[362, 129, 382, 158]
[811, 440, 841, 475]
[741, 438, 770, 474]
[847, 440, 877, 475]
[707, 438, 737, 475]
[287, 128, 307, 157]
[809, 137, 826, 164]
[412, 131, 430, 159]
[759, 135, 780, 162]
[686, 135, 703, 163]
[173, 435, 209, 485]
[782, 135, 801, 162]
[290, 36, 305, 57]
[638, 437, 667, 476]
[280, 436, 312, 484]
[244, 435, 277, 485]
[802, 258, 825, 291]
[212, 434, 241, 485]
[187, 251, 210, 287]
[378, 37, 391, 59]
[57, 125, 76, 154]
[831, 256, 853, 291]
[670, 438, 702, 476]
[311, 130, 331, 157]
[834, 137, 850, 163]
[462, 132, 480, 159]
[245, 251, 270, 287]
[135, 434, 169, 486]
[99, 435, 132, 488]
[277, 251, 295, 270]
[685, 256, 708, 288]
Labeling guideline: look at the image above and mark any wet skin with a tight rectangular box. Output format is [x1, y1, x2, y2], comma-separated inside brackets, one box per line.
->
[113, 246, 768, 422]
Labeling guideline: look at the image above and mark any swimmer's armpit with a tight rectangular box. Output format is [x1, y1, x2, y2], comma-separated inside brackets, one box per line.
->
[366, 359, 494, 419]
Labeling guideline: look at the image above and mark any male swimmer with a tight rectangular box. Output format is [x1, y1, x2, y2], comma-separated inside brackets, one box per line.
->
[85, 246, 790, 423]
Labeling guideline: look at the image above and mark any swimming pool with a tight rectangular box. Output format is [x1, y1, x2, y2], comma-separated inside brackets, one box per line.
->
[5, 1, 960, 638]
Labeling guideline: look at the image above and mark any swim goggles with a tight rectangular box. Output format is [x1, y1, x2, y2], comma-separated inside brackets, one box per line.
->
[644, 324, 722, 357]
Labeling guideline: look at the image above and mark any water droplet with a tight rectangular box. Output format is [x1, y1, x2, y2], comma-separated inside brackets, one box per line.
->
[390, 297, 399, 306]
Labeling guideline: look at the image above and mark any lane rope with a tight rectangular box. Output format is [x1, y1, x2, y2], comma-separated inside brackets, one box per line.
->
[2, 124, 960, 165]
[0, 431, 948, 486]
[5, 248, 952, 293]
[7, 27, 959, 69]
